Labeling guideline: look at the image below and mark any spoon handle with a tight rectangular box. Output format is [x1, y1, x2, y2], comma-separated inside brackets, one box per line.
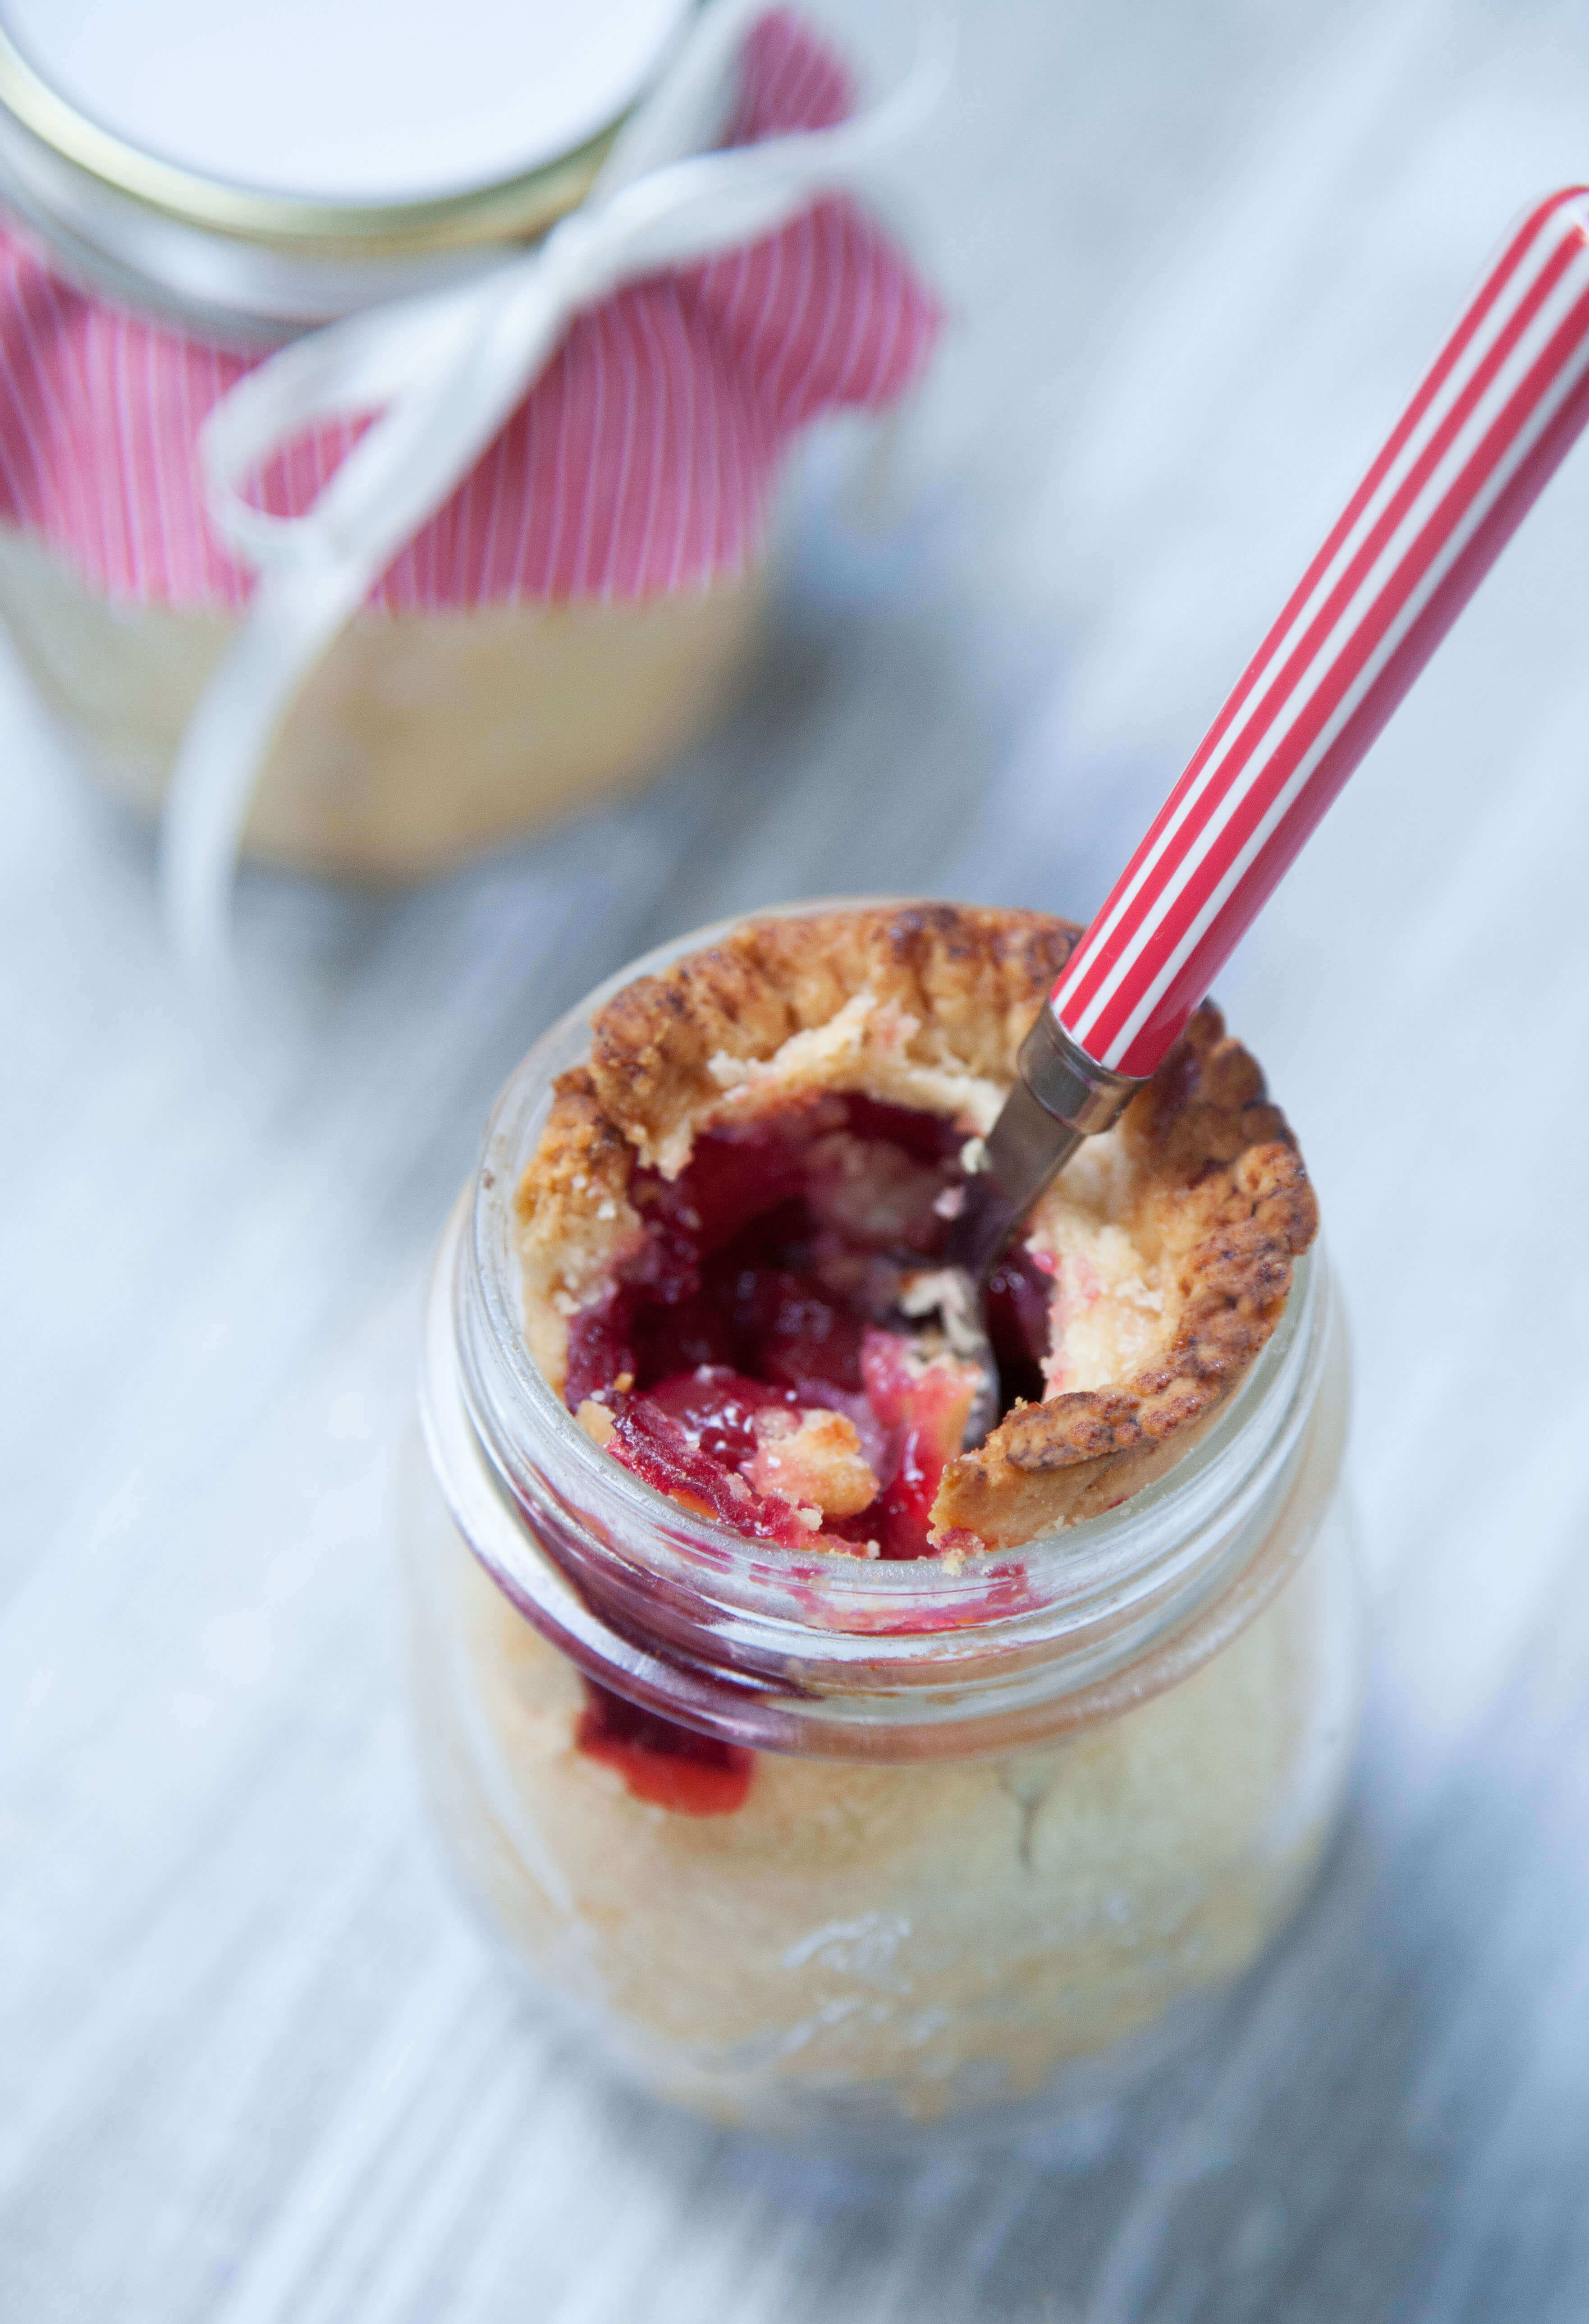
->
[960, 188, 1589, 1275]
[1057, 184, 1589, 1080]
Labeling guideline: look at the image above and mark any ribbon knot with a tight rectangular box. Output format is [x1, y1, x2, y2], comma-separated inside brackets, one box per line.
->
[164, 0, 947, 986]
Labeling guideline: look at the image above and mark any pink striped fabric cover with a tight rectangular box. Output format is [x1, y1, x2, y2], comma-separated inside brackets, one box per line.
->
[0, 11, 939, 611]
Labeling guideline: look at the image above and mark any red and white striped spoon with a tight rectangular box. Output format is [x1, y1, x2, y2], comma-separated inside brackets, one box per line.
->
[954, 185, 1589, 1279]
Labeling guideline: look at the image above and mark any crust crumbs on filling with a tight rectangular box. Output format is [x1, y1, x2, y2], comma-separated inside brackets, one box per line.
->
[513, 904, 1318, 1552]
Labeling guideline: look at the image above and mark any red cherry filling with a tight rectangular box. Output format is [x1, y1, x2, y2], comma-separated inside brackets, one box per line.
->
[563, 1097, 1054, 1810]
[565, 1096, 1049, 1562]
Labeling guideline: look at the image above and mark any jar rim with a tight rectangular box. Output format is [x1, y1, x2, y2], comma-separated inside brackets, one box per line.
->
[420, 899, 1343, 1759]
[0, 23, 627, 252]
[0, 9, 681, 339]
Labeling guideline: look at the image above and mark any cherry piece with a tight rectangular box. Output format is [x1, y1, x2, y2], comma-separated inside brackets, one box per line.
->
[605, 1384, 816, 1547]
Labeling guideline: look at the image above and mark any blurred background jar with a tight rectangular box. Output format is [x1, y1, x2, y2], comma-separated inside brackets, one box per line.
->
[0, 0, 939, 880]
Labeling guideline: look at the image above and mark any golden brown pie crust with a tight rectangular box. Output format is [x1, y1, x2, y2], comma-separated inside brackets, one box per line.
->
[513, 903, 1318, 1549]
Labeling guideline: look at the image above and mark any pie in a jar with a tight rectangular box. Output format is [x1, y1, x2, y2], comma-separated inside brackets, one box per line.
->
[514, 904, 1318, 1558]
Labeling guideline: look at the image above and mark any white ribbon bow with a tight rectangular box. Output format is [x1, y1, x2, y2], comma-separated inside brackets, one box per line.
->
[161, 0, 948, 984]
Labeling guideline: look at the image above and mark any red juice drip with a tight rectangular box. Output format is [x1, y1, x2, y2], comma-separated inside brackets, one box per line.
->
[576, 1680, 753, 1816]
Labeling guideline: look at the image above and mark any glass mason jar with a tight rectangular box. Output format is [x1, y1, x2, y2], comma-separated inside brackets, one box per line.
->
[0, 6, 934, 881]
[402, 921, 1364, 2142]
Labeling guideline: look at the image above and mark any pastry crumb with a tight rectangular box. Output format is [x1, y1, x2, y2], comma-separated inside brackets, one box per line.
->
[746, 1407, 879, 1518]
[576, 1398, 616, 1447]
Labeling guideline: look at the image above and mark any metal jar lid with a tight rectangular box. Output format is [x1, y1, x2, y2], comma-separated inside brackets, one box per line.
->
[0, 0, 696, 339]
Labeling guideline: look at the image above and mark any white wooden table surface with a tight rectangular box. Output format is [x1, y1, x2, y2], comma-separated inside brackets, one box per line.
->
[9, 2, 1589, 2315]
